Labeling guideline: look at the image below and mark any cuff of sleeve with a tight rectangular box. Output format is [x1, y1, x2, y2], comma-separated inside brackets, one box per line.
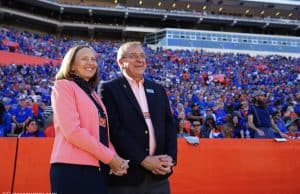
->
[97, 145, 115, 164]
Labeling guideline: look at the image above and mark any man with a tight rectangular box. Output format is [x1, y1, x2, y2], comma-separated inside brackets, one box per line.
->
[187, 102, 203, 124]
[272, 110, 288, 137]
[101, 42, 177, 194]
[247, 90, 288, 139]
[190, 120, 201, 137]
[232, 101, 248, 138]
[12, 97, 33, 134]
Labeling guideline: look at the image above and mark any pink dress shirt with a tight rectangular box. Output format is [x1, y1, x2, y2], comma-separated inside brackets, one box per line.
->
[123, 73, 156, 155]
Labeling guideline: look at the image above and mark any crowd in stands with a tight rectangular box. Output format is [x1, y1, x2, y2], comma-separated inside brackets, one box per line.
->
[0, 27, 299, 139]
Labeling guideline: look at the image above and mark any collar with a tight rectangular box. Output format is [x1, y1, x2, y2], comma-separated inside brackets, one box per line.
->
[123, 72, 144, 87]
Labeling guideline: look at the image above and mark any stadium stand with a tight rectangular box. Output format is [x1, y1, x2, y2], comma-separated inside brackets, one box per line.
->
[1, 0, 299, 39]
[0, 26, 299, 138]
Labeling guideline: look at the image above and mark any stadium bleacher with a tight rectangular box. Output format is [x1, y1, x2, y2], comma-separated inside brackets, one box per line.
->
[0, 26, 299, 138]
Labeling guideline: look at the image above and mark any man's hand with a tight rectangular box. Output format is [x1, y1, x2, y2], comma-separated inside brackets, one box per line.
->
[256, 129, 265, 136]
[141, 155, 174, 175]
[280, 132, 290, 139]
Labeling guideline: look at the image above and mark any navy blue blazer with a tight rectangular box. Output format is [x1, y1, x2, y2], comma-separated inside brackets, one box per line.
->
[101, 76, 177, 186]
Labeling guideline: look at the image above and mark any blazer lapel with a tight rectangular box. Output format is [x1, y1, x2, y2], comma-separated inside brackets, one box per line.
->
[118, 76, 144, 118]
[144, 80, 157, 125]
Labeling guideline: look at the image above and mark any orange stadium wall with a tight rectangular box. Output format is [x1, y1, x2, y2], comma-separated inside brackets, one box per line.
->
[1, 138, 300, 194]
[0, 138, 17, 192]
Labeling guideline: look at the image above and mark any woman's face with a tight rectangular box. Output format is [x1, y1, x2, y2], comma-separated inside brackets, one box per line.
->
[27, 121, 38, 133]
[179, 119, 185, 128]
[72, 47, 97, 81]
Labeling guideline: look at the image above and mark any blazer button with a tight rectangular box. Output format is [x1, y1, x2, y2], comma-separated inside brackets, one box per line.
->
[145, 130, 148, 134]
[145, 148, 149, 152]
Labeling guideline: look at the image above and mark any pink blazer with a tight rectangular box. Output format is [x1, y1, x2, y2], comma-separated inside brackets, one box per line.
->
[50, 79, 115, 167]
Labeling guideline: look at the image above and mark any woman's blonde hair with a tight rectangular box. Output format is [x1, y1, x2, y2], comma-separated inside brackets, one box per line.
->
[55, 45, 99, 88]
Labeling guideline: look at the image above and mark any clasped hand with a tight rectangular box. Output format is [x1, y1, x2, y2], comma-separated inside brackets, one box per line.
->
[108, 155, 129, 176]
[141, 155, 175, 175]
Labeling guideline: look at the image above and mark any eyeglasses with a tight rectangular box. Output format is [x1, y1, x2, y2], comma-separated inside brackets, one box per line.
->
[193, 124, 200, 126]
[123, 53, 146, 60]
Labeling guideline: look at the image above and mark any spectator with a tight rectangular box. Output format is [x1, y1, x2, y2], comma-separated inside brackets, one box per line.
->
[209, 120, 224, 138]
[286, 118, 300, 139]
[272, 110, 288, 137]
[18, 118, 45, 137]
[247, 90, 288, 139]
[222, 114, 234, 138]
[232, 101, 249, 138]
[43, 114, 55, 137]
[11, 97, 33, 134]
[190, 120, 201, 138]
[283, 104, 297, 120]
[203, 107, 216, 121]
[213, 100, 227, 124]
[174, 103, 186, 121]
[187, 102, 203, 124]
[177, 119, 190, 138]
[0, 101, 12, 137]
[201, 114, 216, 138]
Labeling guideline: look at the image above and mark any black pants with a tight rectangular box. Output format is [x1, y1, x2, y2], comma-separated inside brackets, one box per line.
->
[50, 163, 108, 194]
[254, 127, 275, 139]
[108, 173, 170, 194]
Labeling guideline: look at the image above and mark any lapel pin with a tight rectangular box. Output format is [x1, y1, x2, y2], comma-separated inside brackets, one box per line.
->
[146, 89, 155, 93]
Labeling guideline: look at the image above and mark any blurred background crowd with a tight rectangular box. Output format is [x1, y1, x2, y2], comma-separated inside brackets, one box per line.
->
[0, 27, 299, 139]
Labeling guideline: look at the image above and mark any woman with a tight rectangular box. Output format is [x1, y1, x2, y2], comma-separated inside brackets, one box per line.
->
[174, 103, 186, 120]
[18, 118, 45, 137]
[0, 101, 11, 137]
[201, 114, 216, 138]
[177, 119, 190, 138]
[50, 45, 129, 194]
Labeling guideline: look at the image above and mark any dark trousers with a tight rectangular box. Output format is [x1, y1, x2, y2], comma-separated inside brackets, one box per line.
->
[50, 163, 108, 194]
[108, 173, 170, 194]
[254, 127, 275, 139]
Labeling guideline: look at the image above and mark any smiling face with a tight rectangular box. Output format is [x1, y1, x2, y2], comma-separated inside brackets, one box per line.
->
[72, 47, 97, 81]
[118, 44, 146, 81]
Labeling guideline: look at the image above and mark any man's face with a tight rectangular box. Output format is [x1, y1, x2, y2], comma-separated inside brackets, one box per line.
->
[288, 123, 297, 132]
[255, 95, 267, 107]
[193, 123, 201, 132]
[119, 45, 147, 80]
[193, 105, 199, 110]
[20, 99, 26, 108]
[273, 113, 281, 121]
[256, 95, 266, 103]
